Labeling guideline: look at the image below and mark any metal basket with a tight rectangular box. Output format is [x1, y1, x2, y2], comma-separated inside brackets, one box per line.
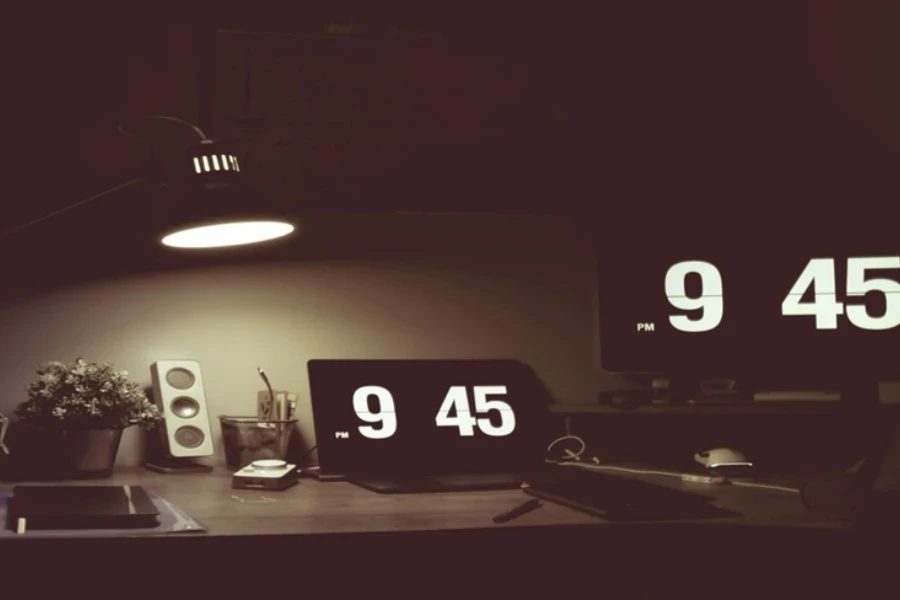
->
[219, 416, 297, 471]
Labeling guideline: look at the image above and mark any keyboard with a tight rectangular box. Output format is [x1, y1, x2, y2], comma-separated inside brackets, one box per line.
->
[523, 466, 739, 521]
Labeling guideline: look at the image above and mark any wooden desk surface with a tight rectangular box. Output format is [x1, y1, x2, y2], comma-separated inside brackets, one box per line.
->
[0, 465, 841, 536]
[2, 467, 871, 594]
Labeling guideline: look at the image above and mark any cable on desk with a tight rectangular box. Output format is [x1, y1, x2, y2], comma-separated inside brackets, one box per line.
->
[731, 481, 799, 493]
[545, 435, 586, 464]
[547, 435, 800, 493]
[301, 444, 318, 467]
[561, 461, 683, 479]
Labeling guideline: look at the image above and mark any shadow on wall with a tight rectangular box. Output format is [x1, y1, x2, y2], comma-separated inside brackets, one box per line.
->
[0, 215, 606, 466]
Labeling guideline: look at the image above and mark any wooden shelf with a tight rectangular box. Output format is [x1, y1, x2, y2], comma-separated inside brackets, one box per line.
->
[548, 403, 852, 416]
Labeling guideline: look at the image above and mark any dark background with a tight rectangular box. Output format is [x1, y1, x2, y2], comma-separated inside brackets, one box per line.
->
[5, 3, 900, 238]
[0, 1, 898, 476]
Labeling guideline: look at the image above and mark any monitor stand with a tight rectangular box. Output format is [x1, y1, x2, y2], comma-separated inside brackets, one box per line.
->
[668, 374, 881, 407]
[143, 426, 214, 473]
[306, 466, 346, 482]
[668, 375, 742, 404]
[145, 457, 212, 474]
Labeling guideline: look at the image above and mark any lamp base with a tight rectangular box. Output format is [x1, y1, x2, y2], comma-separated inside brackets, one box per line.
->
[145, 458, 213, 474]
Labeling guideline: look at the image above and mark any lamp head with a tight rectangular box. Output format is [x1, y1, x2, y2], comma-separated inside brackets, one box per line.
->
[187, 139, 242, 186]
[160, 140, 296, 249]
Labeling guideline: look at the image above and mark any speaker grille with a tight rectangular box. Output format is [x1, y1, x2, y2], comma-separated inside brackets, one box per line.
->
[170, 397, 200, 418]
[166, 368, 195, 390]
[174, 426, 206, 448]
[152, 360, 213, 458]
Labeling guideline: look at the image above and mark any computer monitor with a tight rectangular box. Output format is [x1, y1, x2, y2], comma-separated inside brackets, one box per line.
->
[597, 224, 900, 380]
[307, 359, 551, 477]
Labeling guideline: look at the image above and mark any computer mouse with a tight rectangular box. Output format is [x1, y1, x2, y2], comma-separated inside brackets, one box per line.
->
[694, 447, 752, 469]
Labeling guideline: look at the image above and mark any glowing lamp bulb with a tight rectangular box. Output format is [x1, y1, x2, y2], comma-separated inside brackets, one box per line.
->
[161, 221, 295, 249]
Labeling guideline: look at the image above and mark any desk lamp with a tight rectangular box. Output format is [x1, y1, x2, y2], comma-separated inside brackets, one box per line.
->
[0, 115, 296, 249]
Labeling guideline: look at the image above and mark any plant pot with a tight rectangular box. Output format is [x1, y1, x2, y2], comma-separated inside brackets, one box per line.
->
[1, 424, 127, 480]
[8, 425, 124, 479]
[61, 427, 124, 479]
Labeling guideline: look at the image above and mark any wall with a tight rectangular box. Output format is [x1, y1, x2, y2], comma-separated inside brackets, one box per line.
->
[2, 212, 895, 469]
[4, 6, 898, 470]
[0, 215, 614, 466]
[6, 10, 202, 236]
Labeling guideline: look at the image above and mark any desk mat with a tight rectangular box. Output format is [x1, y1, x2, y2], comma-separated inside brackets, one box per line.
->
[0, 491, 207, 537]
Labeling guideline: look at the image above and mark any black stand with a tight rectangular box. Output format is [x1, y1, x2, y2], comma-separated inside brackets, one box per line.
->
[143, 426, 213, 474]
[145, 457, 212, 474]
[306, 466, 346, 482]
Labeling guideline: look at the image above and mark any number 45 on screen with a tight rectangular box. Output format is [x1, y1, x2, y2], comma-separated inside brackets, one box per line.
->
[666, 256, 900, 332]
[782, 257, 900, 330]
[353, 385, 516, 440]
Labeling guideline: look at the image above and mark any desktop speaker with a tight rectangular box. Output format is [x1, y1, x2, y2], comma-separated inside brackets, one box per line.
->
[149, 360, 214, 458]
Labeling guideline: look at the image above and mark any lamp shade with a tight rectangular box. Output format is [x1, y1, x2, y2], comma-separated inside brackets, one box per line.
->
[159, 140, 296, 249]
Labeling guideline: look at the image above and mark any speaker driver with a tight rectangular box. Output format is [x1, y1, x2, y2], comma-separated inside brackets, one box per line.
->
[166, 368, 195, 390]
[174, 426, 206, 448]
[170, 397, 200, 418]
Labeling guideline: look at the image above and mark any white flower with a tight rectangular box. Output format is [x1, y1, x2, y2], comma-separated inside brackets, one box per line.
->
[40, 373, 60, 386]
[18, 359, 161, 428]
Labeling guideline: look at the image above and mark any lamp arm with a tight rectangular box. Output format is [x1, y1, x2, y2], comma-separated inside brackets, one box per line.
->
[118, 115, 209, 141]
[0, 116, 210, 243]
[0, 178, 145, 242]
[116, 116, 210, 170]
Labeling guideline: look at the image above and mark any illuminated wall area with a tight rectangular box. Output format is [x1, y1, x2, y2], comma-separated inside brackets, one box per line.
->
[0, 216, 604, 466]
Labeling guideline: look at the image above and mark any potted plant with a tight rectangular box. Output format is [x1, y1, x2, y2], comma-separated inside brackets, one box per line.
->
[14, 358, 161, 478]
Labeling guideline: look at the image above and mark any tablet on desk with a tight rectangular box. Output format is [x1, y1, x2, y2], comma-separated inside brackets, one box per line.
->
[7, 485, 160, 531]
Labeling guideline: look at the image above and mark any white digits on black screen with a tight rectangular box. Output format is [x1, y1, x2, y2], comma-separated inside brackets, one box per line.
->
[350, 385, 516, 439]
[781, 256, 900, 330]
[435, 386, 515, 437]
[664, 261, 724, 333]
[846, 257, 900, 330]
[352, 386, 397, 439]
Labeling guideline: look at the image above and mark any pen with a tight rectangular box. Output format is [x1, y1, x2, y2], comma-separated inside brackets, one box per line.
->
[0, 412, 9, 454]
[492, 498, 542, 524]
[257, 367, 276, 420]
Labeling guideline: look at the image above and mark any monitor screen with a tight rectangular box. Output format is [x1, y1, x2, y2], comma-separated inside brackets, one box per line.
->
[597, 226, 900, 379]
[307, 359, 551, 476]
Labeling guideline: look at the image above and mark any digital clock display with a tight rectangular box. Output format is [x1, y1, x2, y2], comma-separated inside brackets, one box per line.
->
[307, 360, 549, 476]
[598, 241, 900, 377]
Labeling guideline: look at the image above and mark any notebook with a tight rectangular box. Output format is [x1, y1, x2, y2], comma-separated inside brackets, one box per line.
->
[7, 485, 160, 531]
